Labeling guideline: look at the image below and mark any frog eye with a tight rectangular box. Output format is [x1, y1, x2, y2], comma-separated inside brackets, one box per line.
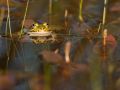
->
[32, 24, 35, 26]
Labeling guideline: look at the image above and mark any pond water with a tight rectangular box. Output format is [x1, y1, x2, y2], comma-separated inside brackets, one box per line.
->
[0, 0, 120, 90]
